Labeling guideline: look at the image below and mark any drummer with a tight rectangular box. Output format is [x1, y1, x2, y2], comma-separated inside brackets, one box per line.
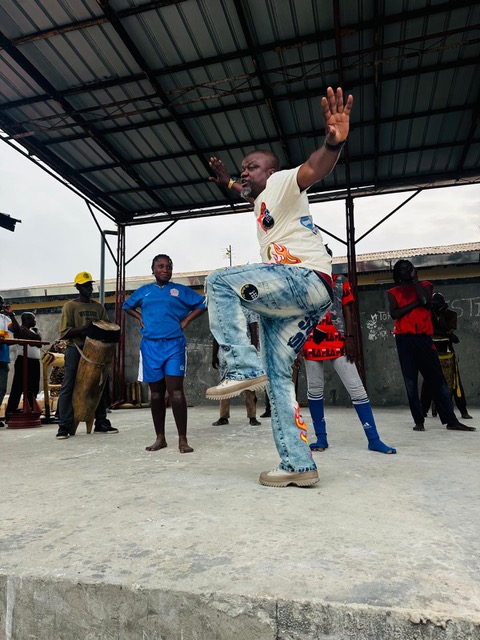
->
[55, 271, 119, 439]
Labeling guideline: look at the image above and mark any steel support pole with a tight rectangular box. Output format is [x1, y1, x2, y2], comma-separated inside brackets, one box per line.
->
[112, 224, 126, 405]
[99, 230, 118, 306]
[345, 196, 367, 387]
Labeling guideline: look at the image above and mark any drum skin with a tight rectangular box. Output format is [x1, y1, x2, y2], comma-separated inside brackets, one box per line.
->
[85, 319, 120, 343]
[72, 321, 119, 433]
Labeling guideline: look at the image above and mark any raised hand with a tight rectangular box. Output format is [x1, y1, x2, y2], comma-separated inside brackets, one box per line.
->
[321, 86, 353, 145]
[208, 156, 231, 188]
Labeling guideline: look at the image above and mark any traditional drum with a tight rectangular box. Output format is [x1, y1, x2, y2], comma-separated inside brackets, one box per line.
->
[432, 337, 450, 355]
[71, 320, 120, 434]
[438, 352, 456, 391]
[41, 351, 66, 422]
[433, 337, 455, 390]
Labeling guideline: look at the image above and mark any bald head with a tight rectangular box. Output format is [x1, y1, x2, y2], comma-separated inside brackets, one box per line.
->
[244, 149, 280, 171]
[240, 150, 281, 199]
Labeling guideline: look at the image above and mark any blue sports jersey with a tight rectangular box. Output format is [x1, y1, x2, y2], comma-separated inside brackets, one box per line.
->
[123, 282, 205, 340]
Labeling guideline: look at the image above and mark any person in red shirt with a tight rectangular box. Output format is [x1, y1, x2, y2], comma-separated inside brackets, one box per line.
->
[303, 259, 395, 454]
[388, 260, 474, 432]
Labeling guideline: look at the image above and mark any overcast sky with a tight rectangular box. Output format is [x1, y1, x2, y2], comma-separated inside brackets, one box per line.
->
[1, 141, 479, 292]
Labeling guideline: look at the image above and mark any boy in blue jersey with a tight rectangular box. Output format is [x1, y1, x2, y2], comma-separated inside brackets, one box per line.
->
[123, 254, 206, 453]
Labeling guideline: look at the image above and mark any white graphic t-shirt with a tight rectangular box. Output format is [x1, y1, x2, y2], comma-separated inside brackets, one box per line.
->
[254, 166, 331, 275]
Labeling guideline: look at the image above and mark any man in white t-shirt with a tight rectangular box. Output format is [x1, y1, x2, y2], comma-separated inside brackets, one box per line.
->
[205, 86, 353, 487]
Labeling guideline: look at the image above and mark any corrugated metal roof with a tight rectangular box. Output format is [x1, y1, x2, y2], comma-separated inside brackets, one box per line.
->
[0, 0, 479, 224]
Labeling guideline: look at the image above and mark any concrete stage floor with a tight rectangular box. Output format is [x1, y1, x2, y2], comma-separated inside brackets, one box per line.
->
[1, 405, 479, 640]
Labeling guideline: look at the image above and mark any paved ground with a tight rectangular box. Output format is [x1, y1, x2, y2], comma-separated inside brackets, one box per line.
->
[1, 405, 479, 640]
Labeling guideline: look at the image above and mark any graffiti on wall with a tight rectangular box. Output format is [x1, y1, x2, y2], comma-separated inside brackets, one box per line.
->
[363, 297, 480, 342]
[365, 311, 391, 341]
[448, 297, 480, 318]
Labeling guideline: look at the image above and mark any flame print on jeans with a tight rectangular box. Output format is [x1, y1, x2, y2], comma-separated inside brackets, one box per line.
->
[294, 404, 308, 445]
[266, 243, 301, 264]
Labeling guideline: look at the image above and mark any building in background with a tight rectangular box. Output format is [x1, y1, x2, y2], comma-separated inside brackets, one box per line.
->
[2, 243, 479, 412]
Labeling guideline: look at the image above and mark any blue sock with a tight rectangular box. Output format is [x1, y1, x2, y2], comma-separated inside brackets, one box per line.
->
[354, 401, 396, 454]
[308, 398, 329, 450]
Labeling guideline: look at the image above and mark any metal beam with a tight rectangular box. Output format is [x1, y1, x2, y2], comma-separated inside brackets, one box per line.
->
[232, 0, 292, 166]
[39, 98, 476, 149]
[3, 1, 189, 47]
[75, 133, 479, 176]
[112, 225, 126, 406]
[0, 115, 129, 221]
[2, 12, 477, 113]
[97, 0, 216, 181]
[0, 29, 171, 214]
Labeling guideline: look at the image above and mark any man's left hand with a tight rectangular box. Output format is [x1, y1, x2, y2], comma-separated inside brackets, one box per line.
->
[322, 86, 354, 145]
[208, 156, 231, 188]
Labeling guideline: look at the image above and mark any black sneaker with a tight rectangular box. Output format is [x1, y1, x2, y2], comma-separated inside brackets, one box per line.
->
[94, 419, 119, 434]
[0, 421, 5, 428]
[212, 418, 229, 426]
[249, 418, 261, 426]
[260, 411, 271, 418]
[56, 427, 70, 439]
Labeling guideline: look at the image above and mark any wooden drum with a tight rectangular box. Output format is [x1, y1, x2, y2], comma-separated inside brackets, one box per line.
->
[72, 320, 120, 434]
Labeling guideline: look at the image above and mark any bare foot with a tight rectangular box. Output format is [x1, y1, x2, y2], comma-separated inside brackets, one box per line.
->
[179, 437, 194, 454]
[146, 436, 167, 451]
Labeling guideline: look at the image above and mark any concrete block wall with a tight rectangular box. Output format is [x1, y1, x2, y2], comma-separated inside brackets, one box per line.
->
[123, 279, 480, 409]
[359, 281, 480, 408]
[3, 279, 479, 411]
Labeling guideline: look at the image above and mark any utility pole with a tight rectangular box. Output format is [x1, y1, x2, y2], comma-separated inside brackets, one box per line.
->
[225, 245, 232, 266]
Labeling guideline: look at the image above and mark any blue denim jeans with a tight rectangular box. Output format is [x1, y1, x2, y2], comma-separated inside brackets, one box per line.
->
[206, 264, 332, 472]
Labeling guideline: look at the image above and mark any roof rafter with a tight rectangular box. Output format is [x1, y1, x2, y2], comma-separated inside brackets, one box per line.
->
[2, 7, 476, 112]
[0, 0, 478, 225]
[0, 29, 171, 217]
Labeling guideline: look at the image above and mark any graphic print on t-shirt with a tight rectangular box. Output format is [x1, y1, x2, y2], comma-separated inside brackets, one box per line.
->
[257, 202, 275, 232]
[266, 243, 301, 264]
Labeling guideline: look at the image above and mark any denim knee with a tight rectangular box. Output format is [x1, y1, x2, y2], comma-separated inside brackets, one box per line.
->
[205, 268, 224, 287]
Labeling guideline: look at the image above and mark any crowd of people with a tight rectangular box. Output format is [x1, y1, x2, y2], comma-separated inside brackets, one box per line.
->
[0, 86, 475, 487]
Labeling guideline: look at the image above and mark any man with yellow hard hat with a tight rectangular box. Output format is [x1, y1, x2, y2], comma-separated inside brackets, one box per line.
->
[55, 271, 119, 439]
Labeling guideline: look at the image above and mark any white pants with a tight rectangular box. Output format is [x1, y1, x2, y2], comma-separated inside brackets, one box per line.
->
[305, 356, 368, 404]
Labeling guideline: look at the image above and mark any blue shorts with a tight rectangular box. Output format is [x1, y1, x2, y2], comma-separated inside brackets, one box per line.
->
[139, 336, 186, 382]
